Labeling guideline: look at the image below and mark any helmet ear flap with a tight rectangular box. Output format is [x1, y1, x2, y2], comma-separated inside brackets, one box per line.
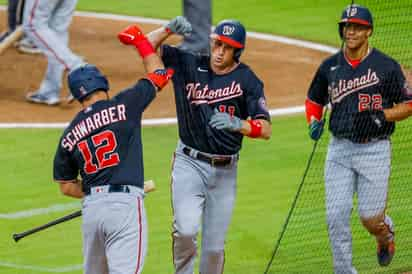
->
[339, 23, 345, 39]
[233, 48, 243, 61]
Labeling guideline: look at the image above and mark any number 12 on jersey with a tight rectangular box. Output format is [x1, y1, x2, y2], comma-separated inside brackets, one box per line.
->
[77, 130, 120, 174]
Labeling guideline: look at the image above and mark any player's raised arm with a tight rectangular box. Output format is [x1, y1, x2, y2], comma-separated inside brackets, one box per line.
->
[146, 16, 192, 50]
[118, 24, 174, 91]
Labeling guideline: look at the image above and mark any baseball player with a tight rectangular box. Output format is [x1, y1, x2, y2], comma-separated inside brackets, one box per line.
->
[0, 0, 40, 53]
[0, 0, 22, 42]
[305, 4, 412, 273]
[53, 25, 173, 274]
[147, 17, 272, 273]
[22, 0, 84, 105]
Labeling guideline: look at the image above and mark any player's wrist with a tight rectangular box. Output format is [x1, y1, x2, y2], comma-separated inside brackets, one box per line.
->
[164, 26, 173, 35]
[134, 39, 156, 59]
[246, 119, 263, 138]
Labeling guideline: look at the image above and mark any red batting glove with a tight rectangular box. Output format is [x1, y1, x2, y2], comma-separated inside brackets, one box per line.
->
[118, 25, 155, 58]
[118, 25, 145, 45]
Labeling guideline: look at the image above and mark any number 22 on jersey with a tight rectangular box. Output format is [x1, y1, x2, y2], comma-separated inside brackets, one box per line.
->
[77, 130, 120, 174]
[358, 93, 382, 112]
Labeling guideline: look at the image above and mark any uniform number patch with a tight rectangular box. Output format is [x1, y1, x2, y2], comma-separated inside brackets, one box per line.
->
[218, 105, 236, 117]
[358, 93, 382, 112]
[77, 130, 120, 174]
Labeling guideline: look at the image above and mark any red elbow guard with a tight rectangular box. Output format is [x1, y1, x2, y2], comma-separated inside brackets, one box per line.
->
[305, 98, 323, 123]
[247, 120, 263, 138]
[147, 68, 174, 90]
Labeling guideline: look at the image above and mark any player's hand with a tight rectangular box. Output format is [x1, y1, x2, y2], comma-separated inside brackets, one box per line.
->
[118, 25, 147, 46]
[164, 16, 192, 36]
[209, 109, 242, 131]
[353, 109, 386, 140]
[308, 117, 324, 141]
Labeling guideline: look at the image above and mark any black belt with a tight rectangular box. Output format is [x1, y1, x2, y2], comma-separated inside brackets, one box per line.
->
[84, 184, 131, 196]
[350, 136, 388, 144]
[182, 147, 234, 167]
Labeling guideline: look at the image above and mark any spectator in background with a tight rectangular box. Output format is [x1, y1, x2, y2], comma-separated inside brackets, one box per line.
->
[179, 0, 211, 55]
[23, 0, 84, 105]
[0, 0, 41, 54]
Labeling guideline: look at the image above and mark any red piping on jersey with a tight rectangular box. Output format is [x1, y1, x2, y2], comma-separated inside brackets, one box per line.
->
[135, 197, 143, 274]
[348, 58, 361, 69]
[344, 48, 371, 69]
[28, 0, 70, 70]
[305, 98, 323, 123]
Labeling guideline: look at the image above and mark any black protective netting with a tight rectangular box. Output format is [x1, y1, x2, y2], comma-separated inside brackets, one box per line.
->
[266, 1, 412, 273]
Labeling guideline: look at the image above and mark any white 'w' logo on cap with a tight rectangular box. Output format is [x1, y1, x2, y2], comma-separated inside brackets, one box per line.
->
[222, 25, 235, 35]
[80, 86, 87, 95]
[346, 7, 358, 17]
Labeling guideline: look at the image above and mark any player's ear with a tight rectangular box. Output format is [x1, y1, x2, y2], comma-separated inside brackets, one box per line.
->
[366, 28, 373, 37]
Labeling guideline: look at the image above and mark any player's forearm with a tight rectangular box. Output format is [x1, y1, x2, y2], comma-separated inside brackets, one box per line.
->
[239, 119, 272, 140]
[147, 27, 171, 50]
[142, 52, 165, 73]
[383, 103, 412, 122]
[58, 179, 84, 199]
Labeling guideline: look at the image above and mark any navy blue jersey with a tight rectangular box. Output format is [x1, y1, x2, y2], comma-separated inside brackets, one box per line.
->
[53, 79, 156, 191]
[161, 45, 271, 155]
[307, 48, 412, 139]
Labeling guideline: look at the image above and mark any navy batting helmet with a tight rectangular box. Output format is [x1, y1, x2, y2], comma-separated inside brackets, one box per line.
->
[338, 4, 373, 38]
[210, 19, 246, 60]
[68, 64, 109, 102]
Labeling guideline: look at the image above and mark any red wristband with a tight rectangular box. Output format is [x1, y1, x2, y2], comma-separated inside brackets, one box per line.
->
[305, 98, 323, 123]
[135, 39, 155, 58]
[247, 120, 263, 138]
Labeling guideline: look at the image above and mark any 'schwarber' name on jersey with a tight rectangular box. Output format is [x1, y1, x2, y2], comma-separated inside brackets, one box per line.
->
[186, 81, 243, 104]
[62, 104, 126, 152]
[329, 69, 380, 103]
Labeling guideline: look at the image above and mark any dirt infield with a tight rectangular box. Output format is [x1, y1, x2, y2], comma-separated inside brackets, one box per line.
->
[0, 11, 331, 122]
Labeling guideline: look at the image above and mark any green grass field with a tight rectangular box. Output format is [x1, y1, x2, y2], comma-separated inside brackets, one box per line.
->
[0, 115, 312, 274]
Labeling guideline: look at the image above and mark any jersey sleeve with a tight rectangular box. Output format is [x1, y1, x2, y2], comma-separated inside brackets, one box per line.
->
[245, 77, 271, 121]
[161, 45, 181, 68]
[115, 79, 157, 116]
[307, 65, 329, 106]
[53, 140, 78, 181]
[388, 63, 412, 104]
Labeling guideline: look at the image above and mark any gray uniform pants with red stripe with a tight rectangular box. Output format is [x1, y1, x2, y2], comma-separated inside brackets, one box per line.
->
[82, 191, 147, 274]
[325, 136, 391, 274]
[22, 0, 83, 99]
[171, 140, 238, 274]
